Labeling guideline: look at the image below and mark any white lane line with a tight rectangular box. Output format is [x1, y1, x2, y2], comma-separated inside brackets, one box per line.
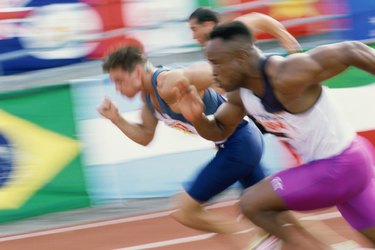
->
[116, 228, 255, 250]
[115, 233, 216, 250]
[0, 210, 174, 242]
[0, 199, 238, 242]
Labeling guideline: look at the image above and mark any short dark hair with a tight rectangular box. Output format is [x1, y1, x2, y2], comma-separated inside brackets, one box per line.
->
[189, 7, 219, 24]
[209, 21, 254, 44]
[102, 46, 146, 73]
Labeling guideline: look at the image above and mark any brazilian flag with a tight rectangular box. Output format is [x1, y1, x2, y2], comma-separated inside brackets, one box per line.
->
[0, 84, 91, 223]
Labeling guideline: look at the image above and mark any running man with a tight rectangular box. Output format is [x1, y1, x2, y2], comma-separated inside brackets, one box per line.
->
[97, 45, 264, 234]
[177, 21, 375, 249]
[188, 7, 301, 53]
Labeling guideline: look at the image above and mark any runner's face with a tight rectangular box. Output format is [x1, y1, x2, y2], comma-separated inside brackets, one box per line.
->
[189, 19, 214, 46]
[206, 39, 244, 92]
[109, 67, 142, 98]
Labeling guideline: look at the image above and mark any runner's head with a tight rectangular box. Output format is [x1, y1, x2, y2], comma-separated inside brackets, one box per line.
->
[103, 46, 147, 98]
[206, 21, 256, 92]
[188, 7, 220, 46]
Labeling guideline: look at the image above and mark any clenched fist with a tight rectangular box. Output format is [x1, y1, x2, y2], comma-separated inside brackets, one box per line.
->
[97, 97, 121, 123]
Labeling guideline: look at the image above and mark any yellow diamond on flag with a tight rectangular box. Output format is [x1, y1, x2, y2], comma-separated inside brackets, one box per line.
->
[0, 110, 80, 209]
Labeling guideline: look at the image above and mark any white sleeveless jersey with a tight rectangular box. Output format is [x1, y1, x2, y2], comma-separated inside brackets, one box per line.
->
[239, 86, 356, 164]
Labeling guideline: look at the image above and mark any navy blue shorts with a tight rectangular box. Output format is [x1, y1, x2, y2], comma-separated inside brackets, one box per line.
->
[186, 120, 265, 202]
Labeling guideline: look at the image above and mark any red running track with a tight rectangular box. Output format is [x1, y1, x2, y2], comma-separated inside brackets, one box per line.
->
[0, 200, 373, 250]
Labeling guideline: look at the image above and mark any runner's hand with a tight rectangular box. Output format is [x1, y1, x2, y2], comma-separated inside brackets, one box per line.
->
[97, 97, 121, 122]
[176, 82, 204, 123]
[278, 30, 302, 54]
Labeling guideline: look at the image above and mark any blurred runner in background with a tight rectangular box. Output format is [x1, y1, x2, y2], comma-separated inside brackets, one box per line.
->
[188, 7, 301, 53]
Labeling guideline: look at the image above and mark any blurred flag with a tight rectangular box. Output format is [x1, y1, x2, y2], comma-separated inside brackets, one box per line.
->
[0, 85, 90, 223]
[0, 110, 80, 209]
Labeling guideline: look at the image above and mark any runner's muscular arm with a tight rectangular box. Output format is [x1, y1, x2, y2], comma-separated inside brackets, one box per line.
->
[159, 64, 221, 105]
[159, 62, 218, 94]
[183, 61, 223, 93]
[157, 69, 195, 105]
[97, 97, 158, 146]
[179, 89, 246, 141]
[234, 12, 301, 53]
[275, 41, 375, 93]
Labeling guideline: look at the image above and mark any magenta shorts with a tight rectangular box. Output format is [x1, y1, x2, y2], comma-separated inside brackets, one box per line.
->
[269, 136, 375, 230]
